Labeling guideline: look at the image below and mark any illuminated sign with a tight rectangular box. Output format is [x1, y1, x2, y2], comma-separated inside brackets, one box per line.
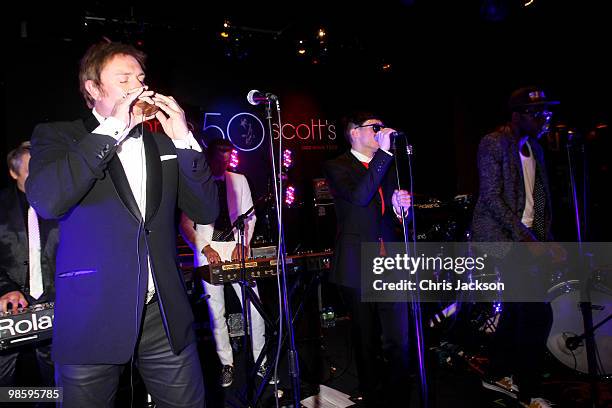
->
[202, 112, 337, 151]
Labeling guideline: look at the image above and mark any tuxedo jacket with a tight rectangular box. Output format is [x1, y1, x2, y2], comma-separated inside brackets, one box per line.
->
[26, 114, 219, 364]
[0, 186, 58, 304]
[471, 125, 553, 242]
[323, 150, 405, 289]
[193, 171, 256, 267]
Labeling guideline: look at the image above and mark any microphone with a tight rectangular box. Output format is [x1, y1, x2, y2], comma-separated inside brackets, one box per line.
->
[247, 90, 278, 105]
[565, 334, 583, 351]
[390, 131, 406, 138]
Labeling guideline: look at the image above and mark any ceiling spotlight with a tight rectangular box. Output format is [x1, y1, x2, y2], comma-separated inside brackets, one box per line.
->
[220, 31, 229, 38]
[318, 28, 326, 38]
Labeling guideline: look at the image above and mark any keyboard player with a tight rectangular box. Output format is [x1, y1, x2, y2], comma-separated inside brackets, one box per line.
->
[1, 141, 57, 387]
[180, 138, 269, 388]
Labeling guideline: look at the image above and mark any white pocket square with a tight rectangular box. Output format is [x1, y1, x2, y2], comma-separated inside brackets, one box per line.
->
[160, 154, 177, 161]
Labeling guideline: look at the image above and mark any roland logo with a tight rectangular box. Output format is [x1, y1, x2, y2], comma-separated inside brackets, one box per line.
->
[0, 312, 54, 337]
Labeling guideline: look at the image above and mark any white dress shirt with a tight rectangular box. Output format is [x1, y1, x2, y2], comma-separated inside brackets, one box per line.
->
[92, 109, 201, 300]
[519, 138, 536, 228]
[28, 206, 44, 299]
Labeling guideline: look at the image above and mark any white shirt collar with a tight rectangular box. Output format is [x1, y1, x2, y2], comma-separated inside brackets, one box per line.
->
[350, 149, 373, 163]
[92, 108, 105, 125]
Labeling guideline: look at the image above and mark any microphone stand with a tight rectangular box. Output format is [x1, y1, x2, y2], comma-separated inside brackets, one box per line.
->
[263, 97, 301, 407]
[566, 133, 599, 407]
[392, 136, 428, 408]
[217, 195, 278, 407]
[219, 205, 255, 405]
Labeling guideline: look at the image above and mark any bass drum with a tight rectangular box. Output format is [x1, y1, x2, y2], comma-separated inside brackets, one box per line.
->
[546, 279, 612, 376]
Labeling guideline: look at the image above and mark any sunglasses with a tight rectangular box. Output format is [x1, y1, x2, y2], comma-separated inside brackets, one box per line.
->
[355, 123, 386, 132]
[517, 109, 553, 120]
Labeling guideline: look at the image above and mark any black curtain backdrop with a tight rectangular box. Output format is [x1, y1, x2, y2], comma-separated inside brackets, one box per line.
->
[2, 2, 610, 244]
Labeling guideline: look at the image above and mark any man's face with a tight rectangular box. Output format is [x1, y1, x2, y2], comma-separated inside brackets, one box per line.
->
[351, 119, 385, 150]
[210, 147, 232, 175]
[9, 152, 30, 192]
[515, 107, 553, 139]
[87, 54, 146, 115]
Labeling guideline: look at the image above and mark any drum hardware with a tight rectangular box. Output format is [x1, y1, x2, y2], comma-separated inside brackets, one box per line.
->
[565, 313, 612, 352]
[429, 341, 487, 376]
[547, 279, 612, 376]
[563, 126, 605, 405]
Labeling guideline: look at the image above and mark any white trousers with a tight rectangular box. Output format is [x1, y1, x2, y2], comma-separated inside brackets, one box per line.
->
[202, 241, 266, 366]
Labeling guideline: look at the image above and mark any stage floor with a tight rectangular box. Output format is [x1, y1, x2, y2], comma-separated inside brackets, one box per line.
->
[12, 297, 612, 408]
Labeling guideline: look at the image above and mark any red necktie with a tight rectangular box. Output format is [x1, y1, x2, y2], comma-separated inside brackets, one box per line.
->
[361, 161, 385, 215]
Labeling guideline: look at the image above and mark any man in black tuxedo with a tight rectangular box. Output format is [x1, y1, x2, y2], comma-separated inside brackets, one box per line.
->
[0, 141, 58, 386]
[26, 41, 218, 407]
[323, 112, 412, 408]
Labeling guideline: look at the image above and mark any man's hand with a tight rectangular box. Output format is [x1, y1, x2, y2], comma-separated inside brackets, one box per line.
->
[151, 93, 190, 140]
[548, 242, 567, 264]
[231, 244, 249, 262]
[202, 245, 222, 264]
[110, 86, 156, 129]
[0, 291, 28, 313]
[392, 189, 412, 216]
[526, 241, 567, 264]
[526, 241, 547, 258]
[374, 127, 398, 151]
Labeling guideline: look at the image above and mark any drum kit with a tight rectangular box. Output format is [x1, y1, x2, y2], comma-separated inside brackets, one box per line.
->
[414, 194, 612, 378]
[412, 193, 474, 242]
[428, 268, 612, 379]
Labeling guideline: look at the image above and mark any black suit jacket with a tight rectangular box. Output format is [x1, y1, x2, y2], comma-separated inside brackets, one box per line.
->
[26, 114, 218, 364]
[471, 125, 553, 242]
[323, 150, 405, 289]
[0, 186, 58, 304]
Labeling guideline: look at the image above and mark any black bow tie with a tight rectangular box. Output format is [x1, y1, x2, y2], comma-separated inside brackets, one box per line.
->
[129, 127, 143, 139]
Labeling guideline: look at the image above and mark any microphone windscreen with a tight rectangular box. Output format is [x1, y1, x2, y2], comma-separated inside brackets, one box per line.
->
[247, 90, 260, 106]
